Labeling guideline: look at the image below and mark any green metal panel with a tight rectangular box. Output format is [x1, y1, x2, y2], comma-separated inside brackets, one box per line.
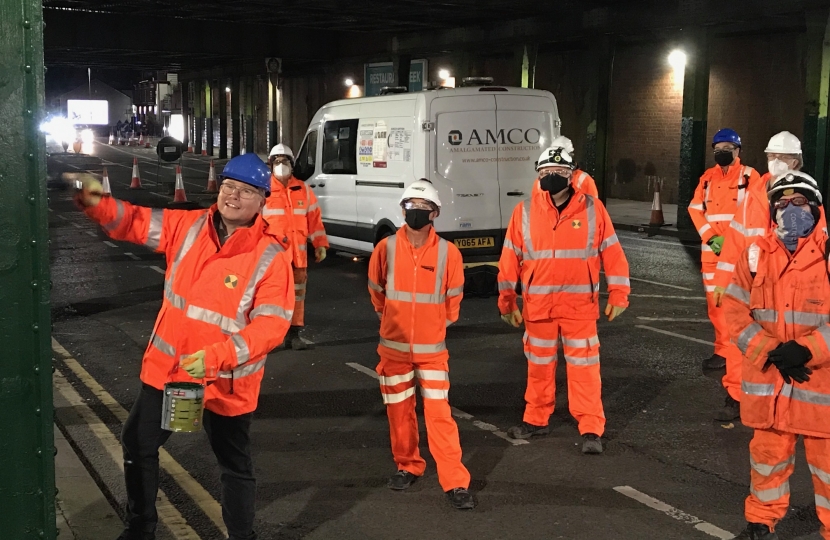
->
[0, 0, 55, 537]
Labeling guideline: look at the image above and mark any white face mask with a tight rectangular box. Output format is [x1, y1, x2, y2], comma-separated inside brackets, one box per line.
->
[274, 163, 292, 180]
[768, 158, 790, 178]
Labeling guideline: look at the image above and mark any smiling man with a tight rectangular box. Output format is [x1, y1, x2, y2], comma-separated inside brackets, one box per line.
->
[72, 153, 294, 540]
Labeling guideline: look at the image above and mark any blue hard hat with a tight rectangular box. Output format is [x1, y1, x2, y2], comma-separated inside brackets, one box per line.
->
[712, 128, 741, 148]
[220, 154, 271, 196]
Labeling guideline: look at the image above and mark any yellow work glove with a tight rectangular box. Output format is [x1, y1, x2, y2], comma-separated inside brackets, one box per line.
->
[713, 286, 727, 307]
[69, 173, 103, 208]
[500, 309, 523, 328]
[707, 235, 724, 256]
[179, 350, 206, 379]
[315, 246, 327, 263]
[604, 304, 626, 322]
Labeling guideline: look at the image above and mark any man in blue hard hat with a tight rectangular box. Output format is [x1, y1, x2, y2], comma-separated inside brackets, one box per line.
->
[688, 128, 762, 422]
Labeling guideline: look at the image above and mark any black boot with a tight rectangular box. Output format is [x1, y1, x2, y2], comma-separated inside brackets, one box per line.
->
[702, 353, 727, 370]
[581, 433, 603, 454]
[735, 522, 778, 539]
[506, 422, 550, 440]
[116, 530, 155, 540]
[286, 326, 315, 350]
[387, 470, 418, 490]
[714, 395, 740, 422]
[446, 488, 475, 510]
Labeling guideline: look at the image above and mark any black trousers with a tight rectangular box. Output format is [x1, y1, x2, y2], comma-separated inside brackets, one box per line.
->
[121, 383, 257, 540]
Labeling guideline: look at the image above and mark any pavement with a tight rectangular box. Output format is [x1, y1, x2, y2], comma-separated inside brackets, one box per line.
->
[48, 140, 825, 540]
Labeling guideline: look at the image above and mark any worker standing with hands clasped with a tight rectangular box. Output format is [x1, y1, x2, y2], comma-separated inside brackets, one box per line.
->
[498, 146, 630, 454]
[367, 179, 474, 510]
[724, 171, 830, 540]
[688, 128, 762, 421]
[264, 143, 329, 350]
[72, 153, 294, 540]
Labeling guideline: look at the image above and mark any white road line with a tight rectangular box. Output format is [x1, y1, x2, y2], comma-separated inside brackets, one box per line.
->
[636, 325, 713, 346]
[70, 222, 83, 229]
[637, 317, 711, 323]
[57, 214, 68, 220]
[601, 271, 692, 291]
[614, 486, 734, 539]
[124, 252, 141, 260]
[618, 234, 701, 250]
[150, 265, 166, 274]
[48, 208, 54, 212]
[600, 293, 705, 300]
[85, 231, 97, 237]
[345, 362, 529, 446]
[103, 241, 118, 248]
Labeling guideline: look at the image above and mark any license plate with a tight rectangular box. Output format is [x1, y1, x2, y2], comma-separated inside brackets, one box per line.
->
[453, 237, 495, 249]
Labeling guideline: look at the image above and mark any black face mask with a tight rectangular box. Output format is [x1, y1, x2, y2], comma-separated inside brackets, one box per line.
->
[714, 150, 735, 167]
[539, 173, 570, 194]
[405, 208, 433, 230]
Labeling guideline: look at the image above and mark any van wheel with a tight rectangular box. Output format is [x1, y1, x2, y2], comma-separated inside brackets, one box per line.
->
[375, 227, 394, 245]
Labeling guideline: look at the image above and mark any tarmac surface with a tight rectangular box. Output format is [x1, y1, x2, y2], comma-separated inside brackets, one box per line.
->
[48, 140, 825, 539]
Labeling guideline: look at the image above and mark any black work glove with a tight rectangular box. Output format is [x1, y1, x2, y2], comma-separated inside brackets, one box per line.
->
[764, 341, 813, 384]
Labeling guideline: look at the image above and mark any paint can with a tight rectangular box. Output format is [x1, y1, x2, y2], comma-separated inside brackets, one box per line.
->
[161, 382, 204, 432]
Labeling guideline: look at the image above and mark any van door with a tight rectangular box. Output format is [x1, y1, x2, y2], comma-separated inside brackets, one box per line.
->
[313, 119, 359, 240]
[431, 95, 502, 246]
[495, 95, 558, 228]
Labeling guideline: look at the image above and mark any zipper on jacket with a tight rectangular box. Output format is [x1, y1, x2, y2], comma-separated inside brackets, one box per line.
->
[588, 269, 595, 304]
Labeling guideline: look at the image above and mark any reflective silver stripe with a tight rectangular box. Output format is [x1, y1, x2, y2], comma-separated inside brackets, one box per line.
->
[705, 284, 717, 293]
[526, 333, 558, 348]
[294, 283, 307, 290]
[689, 203, 704, 211]
[421, 388, 449, 400]
[605, 276, 630, 286]
[790, 386, 830, 406]
[585, 196, 596, 258]
[186, 305, 242, 334]
[232, 334, 250, 365]
[522, 200, 553, 260]
[434, 239, 448, 297]
[525, 351, 556, 365]
[819, 325, 830, 349]
[308, 202, 319, 212]
[701, 243, 713, 252]
[250, 304, 293, 321]
[716, 261, 735, 272]
[447, 286, 463, 297]
[751, 483, 789, 502]
[809, 464, 830, 485]
[599, 234, 619, 251]
[737, 322, 763, 353]
[381, 387, 415, 404]
[386, 290, 445, 304]
[103, 199, 125, 232]
[730, 221, 747, 235]
[386, 235, 398, 296]
[415, 369, 449, 381]
[726, 283, 750, 305]
[295, 295, 305, 302]
[293, 208, 307, 215]
[527, 284, 597, 295]
[151, 334, 176, 357]
[564, 354, 599, 366]
[503, 239, 522, 257]
[368, 279, 384, 292]
[262, 208, 285, 216]
[751, 456, 794, 477]
[379, 371, 414, 386]
[379, 338, 446, 354]
[236, 242, 285, 326]
[816, 495, 830, 511]
[562, 336, 600, 348]
[298, 244, 307, 251]
[698, 223, 712, 235]
[702, 272, 715, 280]
[707, 213, 734, 222]
[498, 281, 517, 291]
[785, 311, 830, 326]
[218, 358, 265, 379]
[752, 309, 778, 323]
[145, 209, 163, 250]
[742, 381, 775, 396]
[165, 214, 207, 310]
[308, 230, 325, 240]
[555, 248, 597, 259]
[745, 228, 766, 236]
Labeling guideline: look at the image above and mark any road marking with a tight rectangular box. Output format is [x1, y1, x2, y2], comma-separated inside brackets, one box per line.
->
[600, 293, 705, 300]
[345, 362, 529, 446]
[85, 231, 97, 237]
[636, 325, 713, 346]
[614, 486, 734, 539]
[150, 265, 166, 274]
[52, 338, 226, 536]
[96, 141, 213, 186]
[601, 271, 692, 291]
[618, 233, 701, 250]
[103, 241, 118, 248]
[53, 368, 203, 540]
[637, 317, 711, 323]
[124, 252, 141, 261]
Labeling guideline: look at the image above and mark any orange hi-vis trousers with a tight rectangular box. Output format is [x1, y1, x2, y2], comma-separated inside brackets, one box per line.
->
[522, 318, 605, 436]
[702, 261, 742, 401]
[746, 428, 830, 538]
[376, 356, 470, 492]
[291, 265, 307, 326]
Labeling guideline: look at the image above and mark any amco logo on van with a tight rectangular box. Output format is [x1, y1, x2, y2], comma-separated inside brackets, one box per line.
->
[447, 128, 542, 146]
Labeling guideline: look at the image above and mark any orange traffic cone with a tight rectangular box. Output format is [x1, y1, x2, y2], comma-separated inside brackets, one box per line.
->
[173, 166, 187, 202]
[201, 146, 208, 156]
[138, 133, 145, 147]
[72, 140, 82, 154]
[648, 181, 667, 227]
[204, 160, 218, 193]
[101, 167, 112, 196]
[187, 143, 194, 153]
[145, 136, 151, 149]
[108, 133, 114, 145]
[129, 157, 143, 189]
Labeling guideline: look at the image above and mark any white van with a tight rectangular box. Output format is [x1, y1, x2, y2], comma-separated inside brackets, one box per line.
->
[291, 84, 560, 286]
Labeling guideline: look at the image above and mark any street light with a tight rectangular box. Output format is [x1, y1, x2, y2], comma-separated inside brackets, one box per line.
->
[438, 69, 451, 80]
[668, 49, 686, 70]
[225, 86, 231, 92]
[344, 78, 354, 87]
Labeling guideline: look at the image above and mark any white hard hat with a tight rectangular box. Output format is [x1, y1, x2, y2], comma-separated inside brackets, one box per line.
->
[536, 146, 576, 172]
[764, 131, 801, 155]
[400, 179, 441, 209]
[768, 170, 822, 204]
[268, 143, 294, 161]
[550, 135, 575, 154]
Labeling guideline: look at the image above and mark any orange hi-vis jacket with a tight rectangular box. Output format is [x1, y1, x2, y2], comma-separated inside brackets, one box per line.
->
[573, 169, 599, 198]
[689, 159, 761, 258]
[498, 186, 630, 321]
[263, 175, 328, 268]
[723, 218, 830, 437]
[368, 227, 464, 362]
[713, 172, 772, 289]
[85, 197, 295, 416]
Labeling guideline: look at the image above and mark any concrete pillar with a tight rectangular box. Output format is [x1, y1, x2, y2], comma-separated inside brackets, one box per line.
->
[393, 54, 411, 90]
[676, 28, 710, 231]
[245, 76, 255, 154]
[231, 76, 241, 157]
[582, 36, 615, 203]
[268, 72, 278, 148]
[205, 80, 214, 156]
[803, 8, 830, 199]
[219, 79, 228, 160]
[193, 80, 203, 155]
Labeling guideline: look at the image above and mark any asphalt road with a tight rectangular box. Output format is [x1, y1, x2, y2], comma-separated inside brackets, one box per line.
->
[48, 141, 825, 540]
